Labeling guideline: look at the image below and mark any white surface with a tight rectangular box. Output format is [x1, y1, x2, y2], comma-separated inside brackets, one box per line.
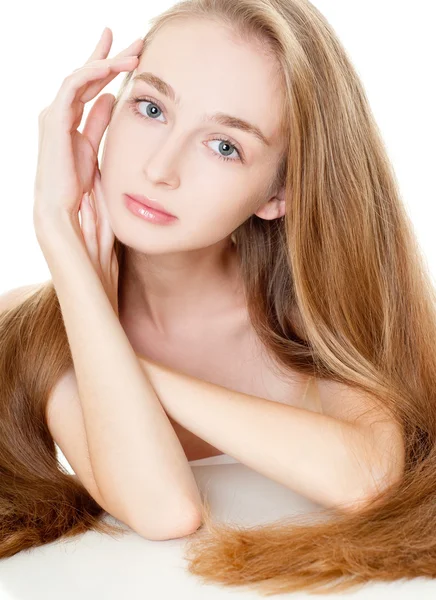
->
[0, 454, 435, 599]
[188, 453, 240, 467]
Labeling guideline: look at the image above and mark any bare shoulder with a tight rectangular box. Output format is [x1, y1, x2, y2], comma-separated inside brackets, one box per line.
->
[0, 283, 42, 314]
[315, 377, 396, 427]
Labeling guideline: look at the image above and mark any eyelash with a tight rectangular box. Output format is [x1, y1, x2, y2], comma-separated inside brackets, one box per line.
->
[126, 95, 244, 164]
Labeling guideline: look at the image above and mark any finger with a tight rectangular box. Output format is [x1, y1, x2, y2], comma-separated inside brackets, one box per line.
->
[80, 193, 99, 266]
[83, 28, 142, 66]
[80, 35, 144, 101]
[49, 34, 143, 130]
[92, 170, 115, 268]
[109, 36, 144, 62]
[77, 34, 144, 98]
[53, 55, 138, 114]
[83, 27, 113, 64]
[81, 93, 115, 159]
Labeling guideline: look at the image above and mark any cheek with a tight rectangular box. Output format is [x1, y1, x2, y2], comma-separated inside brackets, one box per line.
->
[202, 196, 255, 232]
[103, 115, 138, 151]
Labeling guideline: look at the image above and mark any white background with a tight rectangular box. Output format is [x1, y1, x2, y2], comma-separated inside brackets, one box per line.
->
[1, 0, 435, 292]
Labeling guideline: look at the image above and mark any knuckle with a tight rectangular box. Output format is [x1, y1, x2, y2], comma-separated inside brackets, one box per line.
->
[62, 72, 74, 84]
[82, 58, 104, 70]
[72, 60, 97, 72]
[61, 69, 81, 88]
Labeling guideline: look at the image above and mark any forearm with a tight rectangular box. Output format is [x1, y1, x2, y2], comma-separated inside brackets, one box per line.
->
[139, 357, 382, 513]
[36, 216, 202, 533]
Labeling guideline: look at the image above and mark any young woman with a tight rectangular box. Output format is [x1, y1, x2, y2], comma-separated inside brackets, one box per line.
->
[1, 0, 434, 595]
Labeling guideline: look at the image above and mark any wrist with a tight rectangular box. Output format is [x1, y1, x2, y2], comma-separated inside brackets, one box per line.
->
[34, 208, 80, 248]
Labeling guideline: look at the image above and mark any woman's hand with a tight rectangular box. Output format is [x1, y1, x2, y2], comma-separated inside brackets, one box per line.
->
[78, 168, 119, 317]
[33, 27, 143, 231]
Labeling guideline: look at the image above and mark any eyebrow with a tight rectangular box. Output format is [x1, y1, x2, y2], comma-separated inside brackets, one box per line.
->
[131, 71, 271, 147]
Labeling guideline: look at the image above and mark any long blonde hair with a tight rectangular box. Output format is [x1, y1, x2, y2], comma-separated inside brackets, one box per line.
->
[1, 0, 436, 594]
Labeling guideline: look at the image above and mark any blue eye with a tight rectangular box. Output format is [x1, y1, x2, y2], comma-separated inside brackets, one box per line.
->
[126, 95, 244, 164]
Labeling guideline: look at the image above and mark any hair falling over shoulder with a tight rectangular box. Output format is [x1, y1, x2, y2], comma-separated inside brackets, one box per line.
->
[0, 283, 130, 550]
[2, 0, 436, 594]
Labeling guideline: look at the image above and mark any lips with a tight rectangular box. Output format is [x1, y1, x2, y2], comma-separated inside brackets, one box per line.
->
[125, 193, 176, 218]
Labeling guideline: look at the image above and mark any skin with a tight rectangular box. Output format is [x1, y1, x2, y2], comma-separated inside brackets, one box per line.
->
[99, 18, 287, 339]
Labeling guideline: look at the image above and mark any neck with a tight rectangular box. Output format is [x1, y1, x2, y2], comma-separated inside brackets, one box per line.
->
[118, 238, 244, 337]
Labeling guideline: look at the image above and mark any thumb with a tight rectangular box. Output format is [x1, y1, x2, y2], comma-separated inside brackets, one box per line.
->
[82, 93, 116, 157]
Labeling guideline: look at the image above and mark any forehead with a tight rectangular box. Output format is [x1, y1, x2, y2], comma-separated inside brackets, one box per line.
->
[131, 19, 285, 146]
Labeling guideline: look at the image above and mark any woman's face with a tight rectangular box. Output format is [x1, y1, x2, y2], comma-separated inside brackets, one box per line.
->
[100, 18, 286, 254]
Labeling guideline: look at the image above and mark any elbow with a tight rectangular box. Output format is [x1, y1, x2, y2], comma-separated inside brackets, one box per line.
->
[336, 466, 401, 515]
[336, 429, 405, 515]
[131, 502, 202, 541]
[336, 488, 378, 515]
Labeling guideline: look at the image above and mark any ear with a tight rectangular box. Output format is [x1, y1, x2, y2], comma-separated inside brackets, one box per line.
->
[254, 185, 286, 221]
